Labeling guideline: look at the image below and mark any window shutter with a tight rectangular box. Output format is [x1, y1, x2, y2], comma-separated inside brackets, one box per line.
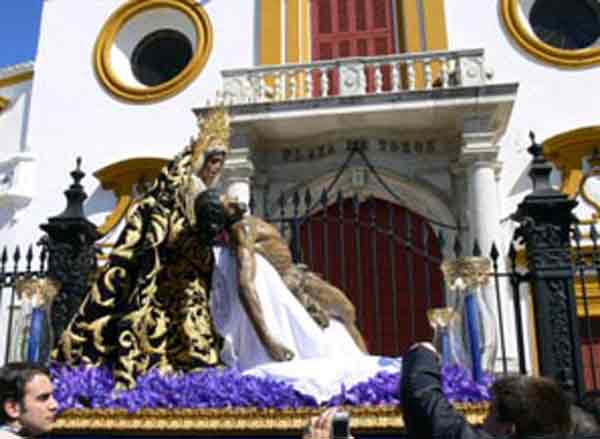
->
[373, 0, 388, 29]
[355, 0, 367, 31]
[338, 40, 351, 57]
[318, 0, 332, 34]
[338, 0, 349, 32]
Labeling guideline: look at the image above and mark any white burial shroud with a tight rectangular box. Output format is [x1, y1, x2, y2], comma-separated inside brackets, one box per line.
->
[210, 246, 402, 403]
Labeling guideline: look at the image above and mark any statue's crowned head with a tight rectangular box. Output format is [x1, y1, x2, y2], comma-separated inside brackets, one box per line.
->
[192, 104, 231, 187]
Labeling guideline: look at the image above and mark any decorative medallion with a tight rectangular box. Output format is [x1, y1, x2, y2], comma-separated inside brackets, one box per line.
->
[94, 0, 213, 103]
[500, 0, 600, 68]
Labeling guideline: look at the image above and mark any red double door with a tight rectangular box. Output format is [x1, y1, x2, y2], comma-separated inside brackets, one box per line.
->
[299, 197, 444, 356]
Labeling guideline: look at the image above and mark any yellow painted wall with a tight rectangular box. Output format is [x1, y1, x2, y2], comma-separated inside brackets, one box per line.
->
[261, 0, 309, 65]
[260, 0, 282, 65]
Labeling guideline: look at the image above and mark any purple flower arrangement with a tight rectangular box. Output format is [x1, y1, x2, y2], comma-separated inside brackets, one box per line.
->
[441, 363, 493, 403]
[50, 363, 491, 413]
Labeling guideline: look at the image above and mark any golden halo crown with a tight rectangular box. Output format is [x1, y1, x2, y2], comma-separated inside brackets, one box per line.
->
[197, 104, 231, 152]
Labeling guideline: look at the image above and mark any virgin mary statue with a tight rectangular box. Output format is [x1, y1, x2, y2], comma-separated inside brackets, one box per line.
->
[53, 106, 232, 389]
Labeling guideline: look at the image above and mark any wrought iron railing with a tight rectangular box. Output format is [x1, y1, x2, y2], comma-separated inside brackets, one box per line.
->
[573, 223, 600, 391]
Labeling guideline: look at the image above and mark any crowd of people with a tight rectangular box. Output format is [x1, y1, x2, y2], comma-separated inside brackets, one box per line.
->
[304, 343, 600, 439]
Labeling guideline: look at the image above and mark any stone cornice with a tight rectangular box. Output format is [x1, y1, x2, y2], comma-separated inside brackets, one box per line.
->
[199, 83, 519, 121]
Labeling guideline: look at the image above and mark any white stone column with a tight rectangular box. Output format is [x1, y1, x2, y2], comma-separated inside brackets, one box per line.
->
[222, 128, 255, 207]
[449, 163, 470, 254]
[457, 127, 499, 253]
[458, 127, 520, 372]
[468, 159, 502, 256]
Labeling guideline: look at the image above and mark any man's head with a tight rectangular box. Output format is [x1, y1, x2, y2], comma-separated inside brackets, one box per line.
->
[194, 189, 247, 244]
[483, 375, 571, 437]
[194, 189, 228, 245]
[0, 362, 57, 435]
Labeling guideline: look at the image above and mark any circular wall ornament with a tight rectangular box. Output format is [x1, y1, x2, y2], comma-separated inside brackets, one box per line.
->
[500, 0, 600, 68]
[94, 0, 213, 103]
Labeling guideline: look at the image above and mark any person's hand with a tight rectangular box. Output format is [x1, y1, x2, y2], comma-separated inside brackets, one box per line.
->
[303, 407, 338, 439]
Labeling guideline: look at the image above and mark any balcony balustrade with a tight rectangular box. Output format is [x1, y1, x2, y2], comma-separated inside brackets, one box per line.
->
[222, 49, 489, 105]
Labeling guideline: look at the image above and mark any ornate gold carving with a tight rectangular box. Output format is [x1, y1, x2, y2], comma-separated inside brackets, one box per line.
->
[52, 404, 489, 434]
[193, 104, 232, 165]
[53, 132, 222, 389]
[500, 0, 600, 68]
[441, 257, 492, 291]
[94, 0, 213, 103]
[427, 307, 456, 329]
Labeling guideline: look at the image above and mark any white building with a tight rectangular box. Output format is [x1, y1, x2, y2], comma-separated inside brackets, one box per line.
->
[1, 0, 599, 381]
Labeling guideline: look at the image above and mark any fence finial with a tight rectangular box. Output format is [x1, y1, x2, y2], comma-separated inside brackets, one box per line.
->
[526, 131, 553, 192]
[453, 236, 463, 258]
[472, 239, 482, 257]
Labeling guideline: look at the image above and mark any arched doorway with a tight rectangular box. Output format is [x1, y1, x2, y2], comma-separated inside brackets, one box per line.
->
[298, 196, 444, 356]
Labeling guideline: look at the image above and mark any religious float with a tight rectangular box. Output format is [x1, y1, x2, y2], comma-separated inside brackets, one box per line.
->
[15, 106, 492, 439]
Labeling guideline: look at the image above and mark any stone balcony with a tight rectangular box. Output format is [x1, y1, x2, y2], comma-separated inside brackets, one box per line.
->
[223, 48, 489, 103]
[198, 48, 519, 149]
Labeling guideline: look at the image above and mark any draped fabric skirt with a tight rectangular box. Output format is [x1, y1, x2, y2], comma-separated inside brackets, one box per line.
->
[211, 246, 401, 402]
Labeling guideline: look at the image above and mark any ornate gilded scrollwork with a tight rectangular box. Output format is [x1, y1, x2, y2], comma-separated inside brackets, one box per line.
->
[52, 404, 490, 435]
[441, 257, 492, 291]
[53, 106, 232, 388]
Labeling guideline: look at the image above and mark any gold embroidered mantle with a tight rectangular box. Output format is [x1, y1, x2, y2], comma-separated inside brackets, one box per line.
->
[52, 115, 228, 388]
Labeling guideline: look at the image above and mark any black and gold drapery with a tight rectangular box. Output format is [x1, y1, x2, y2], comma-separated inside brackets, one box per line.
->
[53, 145, 223, 389]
